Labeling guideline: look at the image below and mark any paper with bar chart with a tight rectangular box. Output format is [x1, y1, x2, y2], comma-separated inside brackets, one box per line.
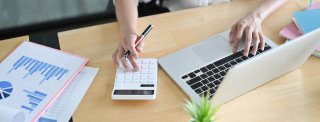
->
[8, 56, 70, 84]
[0, 41, 88, 122]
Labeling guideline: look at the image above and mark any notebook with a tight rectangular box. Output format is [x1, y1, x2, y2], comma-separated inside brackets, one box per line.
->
[279, 22, 302, 40]
[293, 9, 320, 34]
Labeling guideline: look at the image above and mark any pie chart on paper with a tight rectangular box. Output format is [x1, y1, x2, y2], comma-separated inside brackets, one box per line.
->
[0, 81, 13, 100]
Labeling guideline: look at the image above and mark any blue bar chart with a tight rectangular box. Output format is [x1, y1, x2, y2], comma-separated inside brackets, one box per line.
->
[7, 56, 69, 84]
[38, 117, 57, 122]
[21, 89, 47, 113]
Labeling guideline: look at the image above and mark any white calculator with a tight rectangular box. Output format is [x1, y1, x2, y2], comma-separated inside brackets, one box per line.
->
[112, 58, 158, 100]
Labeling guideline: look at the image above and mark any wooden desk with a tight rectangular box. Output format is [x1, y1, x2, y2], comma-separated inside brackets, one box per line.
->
[1, 0, 319, 121]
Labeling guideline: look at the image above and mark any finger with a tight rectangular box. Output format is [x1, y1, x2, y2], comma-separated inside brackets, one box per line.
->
[136, 40, 145, 53]
[259, 33, 265, 51]
[128, 54, 140, 71]
[233, 24, 245, 53]
[235, 24, 246, 41]
[127, 38, 140, 59]
[121, 58, 131, 71]
[243, 27, 253, 57]
[118, 47, 130, 71]
[229, 24, 237, 44]
[117, 45, 126, 59]
[112, 49, 120, 68]
[252, 31, 259, 55]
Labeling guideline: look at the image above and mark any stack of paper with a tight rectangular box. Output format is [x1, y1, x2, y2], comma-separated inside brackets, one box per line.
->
[279, 2, 320, 57]
[39, 67, 98, 122]
[0, 42, 99, 122]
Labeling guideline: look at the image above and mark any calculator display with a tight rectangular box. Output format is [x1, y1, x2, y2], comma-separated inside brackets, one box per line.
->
[114, 90, 154, 95]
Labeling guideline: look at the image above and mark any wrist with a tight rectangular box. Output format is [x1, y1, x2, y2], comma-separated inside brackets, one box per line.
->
[250, 11, 264, 24]
[119, 23, 137, 36]
[120, 30, 138, 39]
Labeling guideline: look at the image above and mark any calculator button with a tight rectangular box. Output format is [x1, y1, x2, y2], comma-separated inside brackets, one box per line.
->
[124, 75, 132, 79]
[148, 78, 156, 82]
[125, 73, 132, 76]
[115, 79, 123, 83]
[114, 83, 122, 87]
[149, 60, 157, 64]
[124, 80, 131, 83]
[116, 74, 124, 79]
[147, 80, 154, 83]
[149, 65, 156, 69]
[142, 65, 149, 69]
[142, 60, 149, 64]
[141, 69, 149, 74]
[141, 84, 154, 87]
[148, 74, 156, 78]
[149, 70, 156, 74]
[140, 79, 148, 83]
[133, 77, 140, 80]
[141, 75, 148, 80]
[132, 79, 139, 83]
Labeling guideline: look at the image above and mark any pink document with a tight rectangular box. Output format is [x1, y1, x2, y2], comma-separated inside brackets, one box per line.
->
[279, 22, 302, 40]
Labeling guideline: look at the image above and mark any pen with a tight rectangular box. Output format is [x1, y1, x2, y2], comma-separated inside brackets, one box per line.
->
[121, 24, 154, 60]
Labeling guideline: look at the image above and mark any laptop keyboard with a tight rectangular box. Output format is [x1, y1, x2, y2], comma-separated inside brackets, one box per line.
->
[181, 44, 272, 99]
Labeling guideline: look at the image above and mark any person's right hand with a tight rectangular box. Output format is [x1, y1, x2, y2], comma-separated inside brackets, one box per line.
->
[112, 33, 145, 71]
[229, 14, 265, 57]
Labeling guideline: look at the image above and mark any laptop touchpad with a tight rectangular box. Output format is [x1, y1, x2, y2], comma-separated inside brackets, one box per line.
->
[193, 36, 233, 62]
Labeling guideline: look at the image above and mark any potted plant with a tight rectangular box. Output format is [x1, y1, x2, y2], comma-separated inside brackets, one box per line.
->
[184, 94, 219, 122]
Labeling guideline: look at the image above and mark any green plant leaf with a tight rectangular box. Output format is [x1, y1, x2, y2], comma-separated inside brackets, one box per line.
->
[184, 93, 219, 122]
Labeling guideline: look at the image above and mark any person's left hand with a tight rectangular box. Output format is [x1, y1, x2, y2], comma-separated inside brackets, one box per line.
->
[229, 14, 265, 56]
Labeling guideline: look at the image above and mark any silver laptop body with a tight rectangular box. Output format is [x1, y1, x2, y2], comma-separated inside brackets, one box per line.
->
[158, 29, 320, 106]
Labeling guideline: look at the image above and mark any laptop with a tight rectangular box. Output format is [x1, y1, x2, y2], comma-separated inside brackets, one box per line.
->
[158, 29, 320, 106]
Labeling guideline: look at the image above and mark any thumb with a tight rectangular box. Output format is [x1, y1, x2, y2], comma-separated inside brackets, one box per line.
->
[127, 37, 139, 59]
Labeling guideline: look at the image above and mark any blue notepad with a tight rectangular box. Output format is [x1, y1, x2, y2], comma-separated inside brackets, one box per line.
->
[294, 9, 320, 34]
